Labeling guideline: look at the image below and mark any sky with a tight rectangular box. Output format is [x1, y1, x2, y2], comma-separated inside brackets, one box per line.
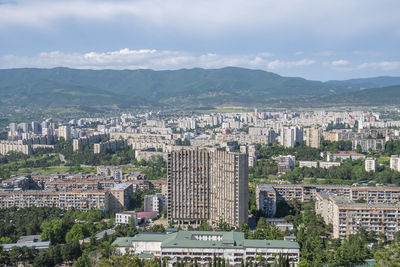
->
[0, 0, 400, 80]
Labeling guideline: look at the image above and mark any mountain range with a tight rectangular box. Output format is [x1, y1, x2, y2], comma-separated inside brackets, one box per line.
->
[0, 67, 399, 110]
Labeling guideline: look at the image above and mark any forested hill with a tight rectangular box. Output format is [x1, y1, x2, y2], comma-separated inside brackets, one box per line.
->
[0, 67, 341, 108]
[0, 67, 399, 109]
[316, 85, 400, 106]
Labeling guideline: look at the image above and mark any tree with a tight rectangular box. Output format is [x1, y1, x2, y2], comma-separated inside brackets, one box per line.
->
[198, 221, 212, 231]
[374, 237, 400, 267]
[65, 224, 90, 243]
[216, 219, 231, 232]
[40, 218, 65, 244]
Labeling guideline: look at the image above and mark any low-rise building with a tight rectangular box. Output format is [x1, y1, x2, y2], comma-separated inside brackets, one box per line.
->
[327, 151, 365, 162]
[299, 161, 318, 168]
[112, 231, 300, 266]
[115, 211, 137, 226]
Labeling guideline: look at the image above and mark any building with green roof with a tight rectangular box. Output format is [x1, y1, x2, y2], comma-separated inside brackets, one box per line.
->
[112, 230, 300, 266]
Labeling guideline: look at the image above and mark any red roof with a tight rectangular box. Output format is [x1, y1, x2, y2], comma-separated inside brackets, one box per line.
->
[137, 211, 156, 219]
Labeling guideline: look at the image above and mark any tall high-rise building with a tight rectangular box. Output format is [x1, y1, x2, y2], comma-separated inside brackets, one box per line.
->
[58, 125, 71, 140]
[31, 121, 40, 135]
[304, 127, 321, 148]
[280, 126, 303, 148]
[9, 123, 18, 133]
[210, 150, 248, 228]
[168, 150, 210, 226]
[167, 148, 248, 228]
[19, 123, 29, 133]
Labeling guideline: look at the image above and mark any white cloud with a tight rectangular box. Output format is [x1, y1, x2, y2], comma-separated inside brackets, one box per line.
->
[357, 61, 400, 71]
[267, 59, 315, 70]
[331, 60, 350, 66]
[0, 0, 399, 41]
[1, 49, 298, 70]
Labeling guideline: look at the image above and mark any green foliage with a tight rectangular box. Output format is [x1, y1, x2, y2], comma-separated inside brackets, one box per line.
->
[374, 235, 400, 266]
[40, 218, 68, 244]
[0, 151, 62, 178]
[248, 218, 285, 240]
[198, 221, 212, 231]
[66, 224, 91, 243]
[176, 138, 191, 146]
[0, 207, 65, 242]
[0, 67, 349, 110]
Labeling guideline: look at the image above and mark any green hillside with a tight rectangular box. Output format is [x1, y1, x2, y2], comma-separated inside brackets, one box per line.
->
[0, 67, 340, 109]
[321, 85, 400, 106]
[0, 67, 399, 111]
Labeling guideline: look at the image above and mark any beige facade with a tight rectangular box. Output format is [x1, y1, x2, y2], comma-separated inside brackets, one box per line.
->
[315, 192, 400, 240]
[0, 140, 32, 155]
[304, 127, 321, 148]
[0, 190, 109, 211]
[167, 150, 211, 226]
[109, 183, 134, 212]
[167, 149, 248, 228]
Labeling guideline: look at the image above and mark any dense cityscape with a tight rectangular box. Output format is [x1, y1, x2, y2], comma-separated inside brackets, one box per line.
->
[1, 109, 400, 266]
[2, 0, 400, 266]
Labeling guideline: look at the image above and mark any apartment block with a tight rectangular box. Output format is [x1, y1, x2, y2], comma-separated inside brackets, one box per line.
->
[109, 183, 134, 212]
[167, 149, 248, 228]
[94, 139, 127, 153]
[72, 134, 107, 151]
[304, 127, 321, 148]
[315, 192, 400, 240]
[365, 158, 377, 172]
[319, 161, 341, 169]
[0, 140, 32, 155]
[58, 125, 72, 141]
[299, 161, 318, 168]
[257, 184, 400, 218]
[390, 155, 400, 172]
[256, 184, 277, 217]
[144, 193, 166, 213]
[209, 149, 248, 228]
[327, 151, 365, 162]
[280, 126, 303, 148]
[0, 190, 109, 211]
[277, 155, 295, 174]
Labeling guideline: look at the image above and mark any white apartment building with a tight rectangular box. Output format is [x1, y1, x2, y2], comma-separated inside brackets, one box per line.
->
[365, 158, 377, 172]
[280, 126, 303, 148]
[115, 211, 137, 226]
[390, 155, 400, 172]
